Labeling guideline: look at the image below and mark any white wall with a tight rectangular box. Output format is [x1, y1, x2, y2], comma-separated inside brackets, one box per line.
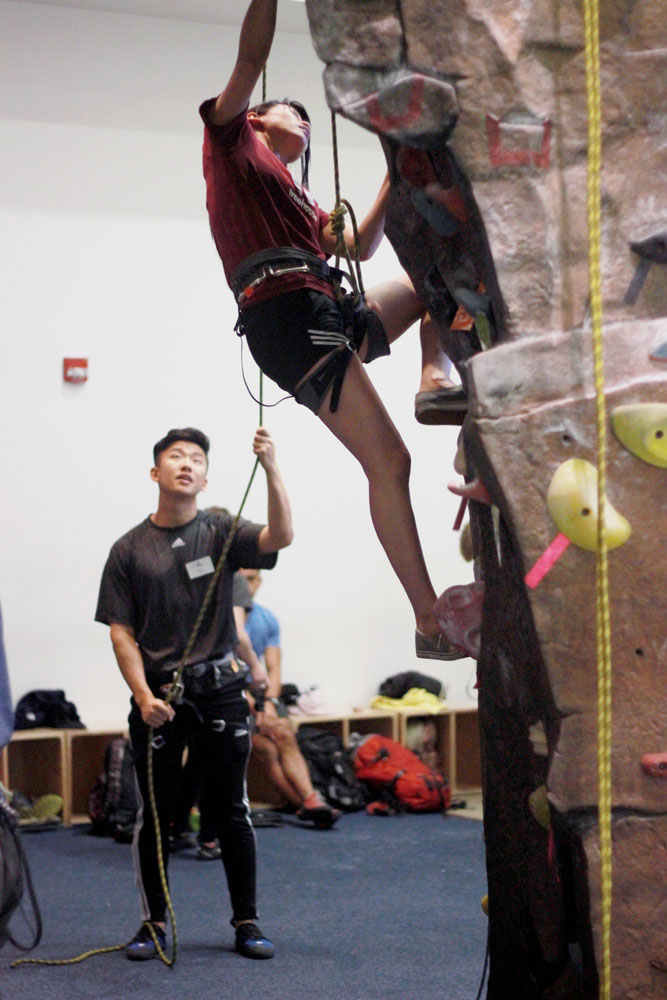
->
[0, 0, 477, 728]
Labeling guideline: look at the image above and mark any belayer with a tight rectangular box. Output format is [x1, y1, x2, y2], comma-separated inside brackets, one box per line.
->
[200, 0, 466, 661]
[96, 426, 293, 960]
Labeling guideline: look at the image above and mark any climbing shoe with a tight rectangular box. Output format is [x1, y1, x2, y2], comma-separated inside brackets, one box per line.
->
[126, 922, 166, 961]
[234, 922, 275, 960]
[296, 791, 341, 829]
[415, 629, 466, 661]
[414, 386, 467, 425]
[196, 839, 222, 860]
[169, 828, 197, 852]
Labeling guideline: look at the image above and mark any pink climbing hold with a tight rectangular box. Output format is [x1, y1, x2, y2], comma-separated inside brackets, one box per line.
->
[640, 752, 667, 778]
[447, 477, 492, 505]
[452, 496, 468, 531]
[525, 532, 571, 589]
[434, 581, 485, 659]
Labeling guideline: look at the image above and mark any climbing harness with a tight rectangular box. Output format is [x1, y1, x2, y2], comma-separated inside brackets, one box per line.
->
[583, 0, 613, 995]
[234, 108, 389, 416]
[231, 246, 337, 305]
[294, 111, 390, 413]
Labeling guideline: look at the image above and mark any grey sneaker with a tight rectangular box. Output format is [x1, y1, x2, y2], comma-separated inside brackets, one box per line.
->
[415, 630, 466, 661]
[196, 840, 221, 860]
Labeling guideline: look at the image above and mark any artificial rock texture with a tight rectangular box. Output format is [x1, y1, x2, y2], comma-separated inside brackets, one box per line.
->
[305, 1, 667, 997]
[307, 0, 667, 342]
[468, 319, 667, 998]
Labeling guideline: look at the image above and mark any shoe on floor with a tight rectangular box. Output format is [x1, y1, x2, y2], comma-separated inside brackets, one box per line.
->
[169, 829, 197, 853]
[296, 792, 341, 830]
[25, 793, 63, 820]
[415, 629, 467, 661]
[235, 922, 275, 960]
[415, 386, 467, 426]
[196, 840, 222, 860]
[126, 922, 166, 961]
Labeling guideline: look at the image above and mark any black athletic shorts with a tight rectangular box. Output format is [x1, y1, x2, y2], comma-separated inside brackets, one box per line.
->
[239, 288, 345, 397]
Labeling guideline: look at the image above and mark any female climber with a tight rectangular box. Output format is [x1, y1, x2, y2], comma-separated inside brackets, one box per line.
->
[199, 0, 464, 660]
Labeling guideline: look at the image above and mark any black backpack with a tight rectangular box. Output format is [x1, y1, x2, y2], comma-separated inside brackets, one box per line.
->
[378, 671, 442, 699]
[14, 690, 85, 730]
[296, 727, 368, 812]
[88, 738, 137, 842]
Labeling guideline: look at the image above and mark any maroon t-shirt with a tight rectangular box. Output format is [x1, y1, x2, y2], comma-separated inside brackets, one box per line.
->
[200, 99, 334, 308]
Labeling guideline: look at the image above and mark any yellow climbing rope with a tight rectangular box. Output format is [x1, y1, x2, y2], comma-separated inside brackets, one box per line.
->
[583, 0, 613, 996]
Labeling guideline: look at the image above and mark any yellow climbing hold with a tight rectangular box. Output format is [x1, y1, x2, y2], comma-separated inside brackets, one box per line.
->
[481, 894, 489, 915]
[528, 785, 551, 831]
[546, 458, 631, 551]
[528, 721, 549, 758]
[610, 403, 667, 469]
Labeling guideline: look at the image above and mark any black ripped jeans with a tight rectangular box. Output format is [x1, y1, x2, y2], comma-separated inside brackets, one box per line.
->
[128, 690, 256, 926]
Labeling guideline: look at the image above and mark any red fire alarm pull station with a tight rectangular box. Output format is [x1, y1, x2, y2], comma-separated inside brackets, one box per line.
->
[63, 358, 88, 383]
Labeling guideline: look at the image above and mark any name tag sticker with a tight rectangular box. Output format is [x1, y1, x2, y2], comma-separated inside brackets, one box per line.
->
[185, 556, 215, 580]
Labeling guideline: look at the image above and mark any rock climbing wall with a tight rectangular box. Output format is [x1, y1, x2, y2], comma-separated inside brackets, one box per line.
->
[305, 1, 667, 997]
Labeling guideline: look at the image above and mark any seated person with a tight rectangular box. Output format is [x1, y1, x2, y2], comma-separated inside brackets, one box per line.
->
[233, 569, 339, 830]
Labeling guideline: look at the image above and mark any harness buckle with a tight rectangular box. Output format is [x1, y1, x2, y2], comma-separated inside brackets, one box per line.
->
[265, 262, 310, 278]
[160, 672, 184, 705]
[239, 262, 310, 303]
[169, 679, 185, 705]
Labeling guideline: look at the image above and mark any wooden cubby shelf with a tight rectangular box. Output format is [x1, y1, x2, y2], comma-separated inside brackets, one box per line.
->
[1, 706, 481, 818]
[1, 728, 127, 827]
[288, 707, 398, 743]
[398, 706, 482, 793]
[1, 728, 70, 823]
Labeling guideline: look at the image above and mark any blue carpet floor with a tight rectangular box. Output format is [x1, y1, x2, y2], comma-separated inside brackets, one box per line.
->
[2, 811, 488, 1000]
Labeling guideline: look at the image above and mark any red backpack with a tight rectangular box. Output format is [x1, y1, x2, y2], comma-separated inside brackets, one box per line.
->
[352, 734, 451, 814]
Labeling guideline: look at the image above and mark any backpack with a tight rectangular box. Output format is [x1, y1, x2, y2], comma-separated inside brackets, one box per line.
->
[352, 734, 451, 814]
[14, 689, 85, 730]
[88, 737, 138, 842]
[378, 671, 443, 699]
[295, 727, 368, 812]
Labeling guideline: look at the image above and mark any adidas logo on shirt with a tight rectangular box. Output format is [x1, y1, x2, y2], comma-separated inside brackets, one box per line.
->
[172, 538, 186, 549]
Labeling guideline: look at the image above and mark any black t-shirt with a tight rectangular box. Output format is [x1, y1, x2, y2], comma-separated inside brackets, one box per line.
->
[95, 510, 277, 680]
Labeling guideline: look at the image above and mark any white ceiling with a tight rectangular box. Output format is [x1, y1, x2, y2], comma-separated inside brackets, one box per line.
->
[9, 0, 310, 32]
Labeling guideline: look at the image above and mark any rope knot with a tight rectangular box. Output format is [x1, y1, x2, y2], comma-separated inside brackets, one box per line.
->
[330, 203, 347, 242]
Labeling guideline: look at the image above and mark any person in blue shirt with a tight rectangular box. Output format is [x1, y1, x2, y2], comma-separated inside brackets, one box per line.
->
[233, 569, 339, 829]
